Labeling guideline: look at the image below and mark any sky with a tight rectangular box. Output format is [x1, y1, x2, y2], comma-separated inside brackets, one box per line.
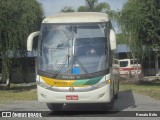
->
[37, 0, 127, 33]
[38, 0, 127, 16]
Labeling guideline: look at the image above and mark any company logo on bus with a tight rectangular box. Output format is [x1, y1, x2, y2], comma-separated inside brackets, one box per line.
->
[69, 87, 75, 92]
[53, 81, 67, 85]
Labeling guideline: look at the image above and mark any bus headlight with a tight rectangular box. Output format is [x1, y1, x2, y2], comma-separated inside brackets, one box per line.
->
[91, 80, 110, 88]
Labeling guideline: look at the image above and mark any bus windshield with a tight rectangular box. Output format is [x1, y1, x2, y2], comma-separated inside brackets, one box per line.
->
[37, 23, 109, 78]
[119, 61, 128, 67]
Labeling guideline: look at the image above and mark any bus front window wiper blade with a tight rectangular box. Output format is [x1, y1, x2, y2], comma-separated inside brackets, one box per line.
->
[53, 54, 70, 78]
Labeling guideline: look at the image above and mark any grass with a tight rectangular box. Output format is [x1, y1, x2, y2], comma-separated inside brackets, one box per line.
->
[120, 83, 160, 100]
[0, 84, 37, 103]
[0, 82, 160, 104]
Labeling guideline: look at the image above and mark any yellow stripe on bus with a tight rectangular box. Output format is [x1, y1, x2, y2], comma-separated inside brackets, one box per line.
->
[41, 76, 75, 87]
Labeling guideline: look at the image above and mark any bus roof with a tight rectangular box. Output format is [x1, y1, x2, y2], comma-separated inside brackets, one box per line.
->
[42, 12, 109, 24]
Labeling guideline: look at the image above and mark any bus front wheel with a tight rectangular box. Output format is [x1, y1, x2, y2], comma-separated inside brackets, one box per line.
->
[47, 103, 63, 111]
[102, 99, 115, 111]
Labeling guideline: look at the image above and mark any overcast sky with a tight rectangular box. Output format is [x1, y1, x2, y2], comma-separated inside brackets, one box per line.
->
[38, 0, 127, 16]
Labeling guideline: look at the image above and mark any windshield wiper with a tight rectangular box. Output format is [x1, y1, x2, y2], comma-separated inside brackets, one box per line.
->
[52, 54, 89, 77]
[53, 54, 70, 78]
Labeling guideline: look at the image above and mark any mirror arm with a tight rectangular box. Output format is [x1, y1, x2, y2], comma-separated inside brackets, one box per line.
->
[27, 31, 40, 51]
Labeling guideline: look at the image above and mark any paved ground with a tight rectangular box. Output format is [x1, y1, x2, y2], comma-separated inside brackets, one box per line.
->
[0, 90, 160, 119]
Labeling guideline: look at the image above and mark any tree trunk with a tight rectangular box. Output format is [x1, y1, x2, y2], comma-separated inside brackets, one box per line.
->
[2, 55, 12, 88]
[6, 77, 10, 88]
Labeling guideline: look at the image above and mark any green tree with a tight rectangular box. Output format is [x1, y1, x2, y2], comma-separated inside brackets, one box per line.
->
[78, 0, 110, 12]
[77, 0, 119, 21]
[116, 33, 128, 44]
[0, 0, 44, 86]
[119, 0, 160, 59]
[60, 6, 75, 13]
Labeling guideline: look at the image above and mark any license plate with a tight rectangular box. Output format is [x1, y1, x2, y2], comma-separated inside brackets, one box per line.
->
[66, 95, 78, 100]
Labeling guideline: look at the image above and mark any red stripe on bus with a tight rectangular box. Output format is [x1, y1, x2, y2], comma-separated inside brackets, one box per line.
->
[120, 74, 129, 76]
[119, 68, 141, 71]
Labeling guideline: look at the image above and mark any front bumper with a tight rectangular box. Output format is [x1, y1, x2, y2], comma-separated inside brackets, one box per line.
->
[37, 84, 111, 103]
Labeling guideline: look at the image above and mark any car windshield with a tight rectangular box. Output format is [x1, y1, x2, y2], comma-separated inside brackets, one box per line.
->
[37, 23, 109, 77]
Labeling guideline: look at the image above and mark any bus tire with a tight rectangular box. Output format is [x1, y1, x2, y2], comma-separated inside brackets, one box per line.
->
[103, 85, 116, 110]
[107, 98, 115, 110]
[102, 98, 115, 111]
[47, 103, 63, 111]
[115, 81, 119, 99]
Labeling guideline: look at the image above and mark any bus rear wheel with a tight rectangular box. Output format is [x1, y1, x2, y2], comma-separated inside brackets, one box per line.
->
[47, 103, 63, 111]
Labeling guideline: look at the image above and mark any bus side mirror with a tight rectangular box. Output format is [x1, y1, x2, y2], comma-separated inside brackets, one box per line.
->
[27, 31, 40, 51]
[109, 29, 116, 50]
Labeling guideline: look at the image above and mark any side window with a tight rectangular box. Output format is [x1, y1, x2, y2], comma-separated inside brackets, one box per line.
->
[131, 60, 140, 64]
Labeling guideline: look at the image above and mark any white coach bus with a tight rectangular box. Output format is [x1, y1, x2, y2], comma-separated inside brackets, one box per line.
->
[27, 12, 119, 111]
